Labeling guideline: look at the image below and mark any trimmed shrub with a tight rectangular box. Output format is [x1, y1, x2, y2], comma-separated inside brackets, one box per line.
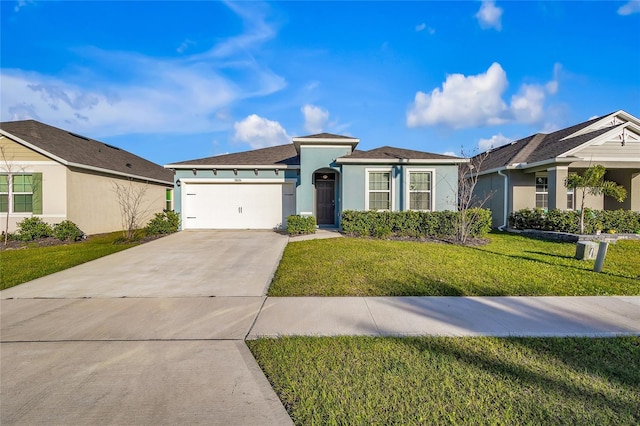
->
[52, 220, 84, 241]
[340, 209, 492, 240]
[509, 208, 640, 234]
[286, 215, 316, 235]
[16, 217, 52, 241]
[145, 210, 180, 236]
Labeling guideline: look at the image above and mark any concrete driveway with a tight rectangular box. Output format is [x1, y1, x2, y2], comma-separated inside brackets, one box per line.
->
[1, 230, 287, 299]
[1, 230, 293, 425]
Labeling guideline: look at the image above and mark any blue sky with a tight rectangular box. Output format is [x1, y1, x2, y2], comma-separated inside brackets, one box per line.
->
[2, 1, 639, 165]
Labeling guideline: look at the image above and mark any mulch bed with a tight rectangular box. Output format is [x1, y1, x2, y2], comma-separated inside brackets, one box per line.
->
[1, 234, 164, 251]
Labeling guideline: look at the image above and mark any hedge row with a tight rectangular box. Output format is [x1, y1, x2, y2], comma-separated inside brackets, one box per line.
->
[12, 217, 85, 242]
[286, 215, 317, 235]
[340, 209, 492, 239]
[509, 208, 640, 234]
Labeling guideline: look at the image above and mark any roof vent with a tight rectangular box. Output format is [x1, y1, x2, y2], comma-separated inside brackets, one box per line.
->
[126, 163, 132, 168]
[68, 132, 90, 141]
[103, 143, 121, 150]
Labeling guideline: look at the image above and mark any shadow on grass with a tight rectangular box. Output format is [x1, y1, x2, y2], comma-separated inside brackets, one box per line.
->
[471, 245, 635, 282]
[399, 336, 639, 419]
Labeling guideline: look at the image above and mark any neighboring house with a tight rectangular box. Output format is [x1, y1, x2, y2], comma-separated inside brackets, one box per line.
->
[0, 120, 174, 235]
[165, 133, 467, 229]
[473, 110, 640, 229]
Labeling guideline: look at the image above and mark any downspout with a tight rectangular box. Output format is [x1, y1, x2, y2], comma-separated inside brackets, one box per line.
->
[497, 169, 508, 231]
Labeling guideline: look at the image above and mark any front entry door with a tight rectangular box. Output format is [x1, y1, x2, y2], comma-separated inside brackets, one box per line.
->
[316, 180, 335, 225]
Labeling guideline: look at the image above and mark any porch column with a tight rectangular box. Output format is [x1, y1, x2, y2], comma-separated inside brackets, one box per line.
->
[632, 172, 640, 211]
[547, 166, 569, 210]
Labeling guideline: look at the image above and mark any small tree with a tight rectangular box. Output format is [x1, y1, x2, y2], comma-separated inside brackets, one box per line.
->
[456, 149, 494, 243]
[112, 180, 150, 241]
[565, 164, 627, 234]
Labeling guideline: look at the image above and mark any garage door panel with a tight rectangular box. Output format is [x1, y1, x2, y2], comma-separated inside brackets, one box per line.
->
[183, 183, 293, 229]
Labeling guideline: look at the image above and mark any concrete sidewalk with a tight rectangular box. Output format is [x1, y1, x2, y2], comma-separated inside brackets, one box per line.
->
[248, 296, 640, 338]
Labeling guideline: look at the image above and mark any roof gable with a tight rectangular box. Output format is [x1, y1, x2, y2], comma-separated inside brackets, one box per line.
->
[477, 110, 640, 172]
[0, 120, 173, 184]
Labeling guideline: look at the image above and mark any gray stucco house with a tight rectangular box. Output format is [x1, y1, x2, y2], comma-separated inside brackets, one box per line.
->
[165, 133, 467, 229]
[473, 110, 640, 229]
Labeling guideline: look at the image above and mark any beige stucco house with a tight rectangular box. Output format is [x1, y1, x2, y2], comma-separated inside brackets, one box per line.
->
[0, 120, 174, 235]
[473, 110, 640, 229]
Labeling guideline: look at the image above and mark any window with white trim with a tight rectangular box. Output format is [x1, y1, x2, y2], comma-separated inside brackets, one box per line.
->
[535, 174, 548, 209]
[566, 187, 575, 210]
[0, 175, 8, 213]
[367, 171, 391, 211]
[408, 171, 432, 211]
[0, 174, 35, 213]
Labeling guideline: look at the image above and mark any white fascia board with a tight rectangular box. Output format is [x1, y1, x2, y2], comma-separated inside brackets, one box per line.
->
[66, 162, 173, 185]
[514, 157, 579, 171]
[562, 110, 640, 140]
[165, 164, 299, 170]
[178, 177, 286, 184]
[336, 158, 468, 165]
[292, 137, 359, 143]
[1, 129, 173, 186]
[0, 130, 67, 165]
[562, 122, 636, 156]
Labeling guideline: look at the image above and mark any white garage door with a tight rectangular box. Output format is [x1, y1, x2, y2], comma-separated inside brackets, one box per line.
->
[182, 182, 295, 229]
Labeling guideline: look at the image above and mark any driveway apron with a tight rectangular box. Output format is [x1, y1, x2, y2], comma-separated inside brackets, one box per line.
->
[1, 230, 293, 426]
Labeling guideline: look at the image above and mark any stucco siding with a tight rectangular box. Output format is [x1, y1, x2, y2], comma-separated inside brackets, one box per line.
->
[509, 170, 534, 213]
[476, 174, 505, 228]
[1, 162, 68, 232]
[341, 164, 458, 212]
[67, 168, 167, 235]
[298, 146, 350, 215]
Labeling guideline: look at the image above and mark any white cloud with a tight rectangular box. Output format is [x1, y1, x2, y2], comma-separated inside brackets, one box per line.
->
[0, 2, 286, 137]
[14, 0, 33, 12]
[302, 104, 329, 134]
[407, 62, 562, 129]
[415, 22, 435, 34]
[233, 114, 290, 149]
[407, 62, 509, 129]
[618, 1, 640, 15]
[510, 84, 546, 124]
[442, 151, 458, 157]
[176, 39, 195, 54]
[476, 1, 503, 31]
[478, 133, 511, 151]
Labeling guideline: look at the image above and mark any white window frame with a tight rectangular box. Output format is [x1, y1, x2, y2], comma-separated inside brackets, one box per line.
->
[365, 168, 394, 211]
[1, 173, 35, 214]
[405, 168, 435, 211]
[535, 173, 548, 210]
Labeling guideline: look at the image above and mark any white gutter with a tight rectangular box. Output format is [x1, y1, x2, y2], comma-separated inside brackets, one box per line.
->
[497, 169, 508, 231]
[165, 164, 299, 170]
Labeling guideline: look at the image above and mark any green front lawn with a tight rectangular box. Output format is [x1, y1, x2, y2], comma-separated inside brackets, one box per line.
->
[248, 336, 640, 425]
[269, 233, 640, 296]
[0, 233, 140, 290]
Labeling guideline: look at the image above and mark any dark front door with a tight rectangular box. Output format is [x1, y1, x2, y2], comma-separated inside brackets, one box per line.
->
[316, 180, 335, 225]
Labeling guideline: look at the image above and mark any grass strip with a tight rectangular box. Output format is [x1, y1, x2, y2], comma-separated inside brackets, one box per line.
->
[248, 336, 640, 425]
[270, 233, 640, 296]
[0, 233, 139, 290]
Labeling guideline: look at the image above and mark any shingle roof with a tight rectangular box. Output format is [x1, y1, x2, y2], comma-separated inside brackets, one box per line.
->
[168, 144, 300, 167]
[477, 114, 621, 172]
[0, 120, 173, 184]
[341, 146, 462, 160]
